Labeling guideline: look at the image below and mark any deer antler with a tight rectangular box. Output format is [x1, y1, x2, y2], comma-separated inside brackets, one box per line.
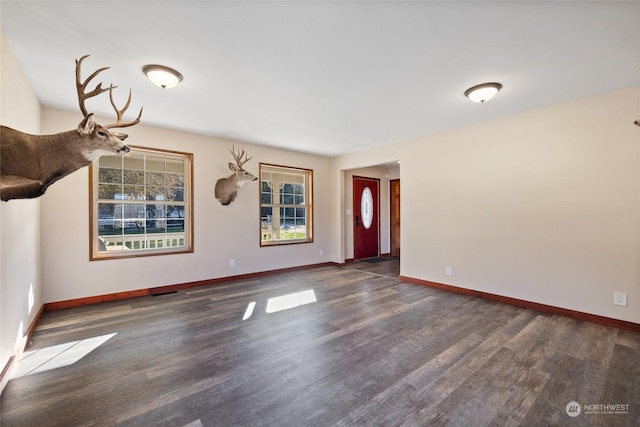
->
[230, 145, 252, 169]
[75, 55, 142, 128]
[104, 85, 143, 129]
[75, 55, 111, 118]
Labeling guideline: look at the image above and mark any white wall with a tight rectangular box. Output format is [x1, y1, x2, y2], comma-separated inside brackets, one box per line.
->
[0, 32, 43, 385]
[333, 86, 640, 324]
[40, 108, 332, 303]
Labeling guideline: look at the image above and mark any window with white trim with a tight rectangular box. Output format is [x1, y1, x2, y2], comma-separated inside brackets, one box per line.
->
[260, 163, 313, 246]
[90, 146, 193, 260]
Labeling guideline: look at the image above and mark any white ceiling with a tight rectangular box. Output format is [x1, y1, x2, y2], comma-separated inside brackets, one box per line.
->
[2, 1, 639, 157]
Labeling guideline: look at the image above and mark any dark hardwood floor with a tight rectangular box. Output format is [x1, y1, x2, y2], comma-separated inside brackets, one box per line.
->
[2, 259, 639, 426]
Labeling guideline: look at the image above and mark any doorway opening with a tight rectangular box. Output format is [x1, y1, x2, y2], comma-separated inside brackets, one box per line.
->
[390, 179, 400, 257]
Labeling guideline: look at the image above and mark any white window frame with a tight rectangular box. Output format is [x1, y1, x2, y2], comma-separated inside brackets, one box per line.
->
[89, 145, 193, 260]
[260, 163, 313, 246]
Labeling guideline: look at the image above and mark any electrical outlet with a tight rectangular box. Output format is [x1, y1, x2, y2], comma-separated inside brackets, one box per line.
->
[446, 266, 453, 276]
[614, 292, 627, 307]
[229, 259, 235, 268]
[319, 249, 323, 256]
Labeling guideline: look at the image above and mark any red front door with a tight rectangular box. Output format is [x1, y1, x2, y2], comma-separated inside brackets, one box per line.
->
[353, 176, 380, 260]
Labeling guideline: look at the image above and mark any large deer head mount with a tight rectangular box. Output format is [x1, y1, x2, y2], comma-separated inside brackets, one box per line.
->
[215, 145, 258, 206]
[0, 55, 142, 201]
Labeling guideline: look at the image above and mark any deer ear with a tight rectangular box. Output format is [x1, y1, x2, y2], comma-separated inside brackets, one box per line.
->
[78, 114, 96, 135]
[229, 163, 240, 171]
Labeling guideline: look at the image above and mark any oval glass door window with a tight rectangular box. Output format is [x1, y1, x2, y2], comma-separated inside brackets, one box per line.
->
[361, 187, 373, 229]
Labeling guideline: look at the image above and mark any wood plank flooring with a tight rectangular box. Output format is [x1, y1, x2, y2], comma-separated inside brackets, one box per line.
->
[2, 259, 639, 426]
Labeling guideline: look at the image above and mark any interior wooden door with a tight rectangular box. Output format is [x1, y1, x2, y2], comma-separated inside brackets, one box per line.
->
[353, 176, 380, 260]
[390, 179, 400, 257]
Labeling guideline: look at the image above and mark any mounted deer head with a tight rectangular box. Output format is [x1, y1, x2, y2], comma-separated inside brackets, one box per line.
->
[215, 145, 258, 206]
[0, 55, 142, 201]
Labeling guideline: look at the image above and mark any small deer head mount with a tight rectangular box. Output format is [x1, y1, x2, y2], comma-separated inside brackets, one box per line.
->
[214, 145, 257, 206]
[0, 55, 142, 201]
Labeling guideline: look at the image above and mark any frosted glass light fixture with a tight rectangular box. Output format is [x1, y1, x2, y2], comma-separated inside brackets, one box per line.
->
[464, 82, 502, 103]
[142, 64, 183, 89]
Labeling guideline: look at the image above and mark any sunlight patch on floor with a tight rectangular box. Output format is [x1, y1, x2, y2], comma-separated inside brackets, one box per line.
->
[243, 301, 256, 320]
[241, 290, 317, 320]
[11, 333, 117, 379]
[266, 289, 317, 313]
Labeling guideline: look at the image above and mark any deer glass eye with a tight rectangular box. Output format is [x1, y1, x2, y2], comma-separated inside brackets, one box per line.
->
[97, 130, 108, 137]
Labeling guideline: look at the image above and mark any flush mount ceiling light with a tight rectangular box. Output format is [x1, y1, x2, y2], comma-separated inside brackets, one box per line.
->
[464, 82, 502, 103]
[142, 64, 183, 89]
